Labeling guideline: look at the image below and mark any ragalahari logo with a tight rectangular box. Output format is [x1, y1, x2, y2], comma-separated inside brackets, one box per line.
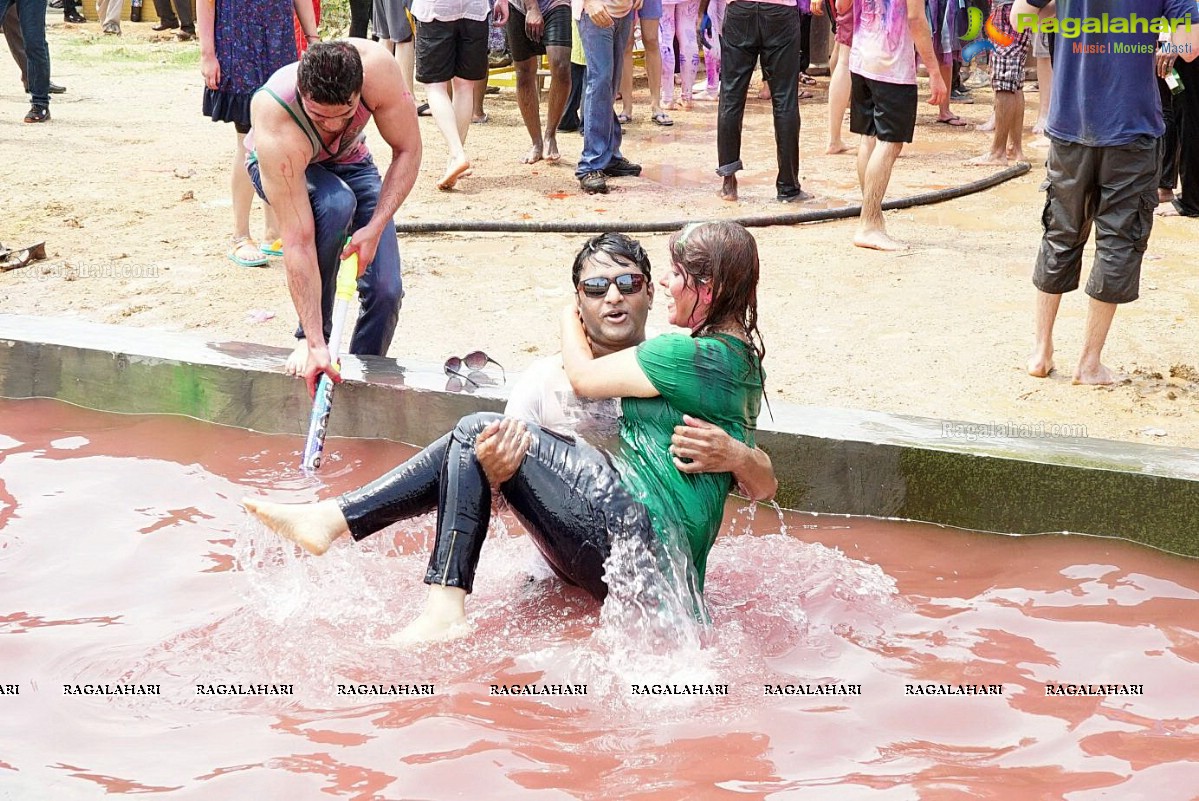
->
[961, 6, 1016, 61]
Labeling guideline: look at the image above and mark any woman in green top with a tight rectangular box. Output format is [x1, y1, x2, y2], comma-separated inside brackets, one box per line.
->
[246, 222, 765, 642]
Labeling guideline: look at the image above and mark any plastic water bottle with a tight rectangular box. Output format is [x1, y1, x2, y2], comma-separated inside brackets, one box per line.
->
[1165, 67, 1185, 95]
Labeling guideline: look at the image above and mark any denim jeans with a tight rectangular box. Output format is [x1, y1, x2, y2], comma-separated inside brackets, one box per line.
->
[249, 156, 404, 356]
[576, 12, 634, 177]
[0, 0, 50, 108]
[717, 1, 802, 199]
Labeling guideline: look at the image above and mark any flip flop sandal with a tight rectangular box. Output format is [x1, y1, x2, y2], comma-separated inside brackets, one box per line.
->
[260, 238, 284, 257]
[228, 238, 268, 268]
[0, 248, 33, 272]
[616, 113, 632, 125]
[935, 116, 968, 126]
[797, 90, 815, 100]
[417, 102, 431, 117]
[652, 111, 674, 126]
[799, 73, 817, 85]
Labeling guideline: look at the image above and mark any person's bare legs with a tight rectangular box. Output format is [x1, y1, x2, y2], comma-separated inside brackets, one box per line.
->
[396, 40, 416, 95]
[620, 29, 636, 119]
[855, 137, 906, 251]
[514, 56, 545, 163]
[1028, 289, 1060, 377]
[543, 46, 571, 161]
[641, 18, 664, 118]
[968, 89, 1023, 165]
[392, 585, 471, 644]
[936, 62, 960, 123]
[242, 498, 350, 555]
[428, 78, 474, 189]
[1033, 55, 1051, 134]
[826, 42, 853, 154]
[1074, 296, 1118, 385]
[232, 132, 254, 243]
[472, 76, 488, 123]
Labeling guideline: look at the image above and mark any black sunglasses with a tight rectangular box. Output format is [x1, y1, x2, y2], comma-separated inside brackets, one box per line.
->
[444, 350, 505, 389]
[577, 272, 648, 298]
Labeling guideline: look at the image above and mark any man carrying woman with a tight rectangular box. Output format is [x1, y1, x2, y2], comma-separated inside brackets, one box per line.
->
[246, 223, 770, 642]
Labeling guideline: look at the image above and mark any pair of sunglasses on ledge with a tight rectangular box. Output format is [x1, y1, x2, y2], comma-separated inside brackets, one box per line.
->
[444, 351, 505, 392]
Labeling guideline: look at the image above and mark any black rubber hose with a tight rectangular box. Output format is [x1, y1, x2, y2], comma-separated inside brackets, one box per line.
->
[394, 162, 1032, 234]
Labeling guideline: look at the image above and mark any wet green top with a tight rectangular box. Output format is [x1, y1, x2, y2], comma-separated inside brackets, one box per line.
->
[617, 333, 763, 590]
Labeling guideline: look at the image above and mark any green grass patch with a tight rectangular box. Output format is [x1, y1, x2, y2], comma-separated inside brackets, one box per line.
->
[57, 37, 200, 70]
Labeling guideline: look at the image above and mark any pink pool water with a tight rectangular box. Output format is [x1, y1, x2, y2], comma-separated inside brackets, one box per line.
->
[2, 397, 1198, 799]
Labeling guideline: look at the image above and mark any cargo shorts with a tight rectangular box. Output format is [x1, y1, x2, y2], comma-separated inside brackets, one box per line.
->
[1033, 135, 1160, 304]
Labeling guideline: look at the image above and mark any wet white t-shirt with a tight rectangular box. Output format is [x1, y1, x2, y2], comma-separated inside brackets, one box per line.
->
[504, 355, 621, 443]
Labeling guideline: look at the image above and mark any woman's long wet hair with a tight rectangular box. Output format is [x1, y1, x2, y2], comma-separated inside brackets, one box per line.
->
[666, 221, 766, 365]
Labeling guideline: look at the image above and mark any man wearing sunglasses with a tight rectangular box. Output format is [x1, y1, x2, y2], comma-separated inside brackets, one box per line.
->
[476, 232, 777, 502]
[247, 40, 422, 397]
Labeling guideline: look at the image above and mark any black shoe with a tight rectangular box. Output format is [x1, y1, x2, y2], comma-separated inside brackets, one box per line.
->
[64, 11, 86, 22]
[49, 82, 66, 94]
[152, 21, 179, 31]
[603, 157, 641, 177]
[24, 105, 50, 124]
[49, 0, 64, 8]
[778, 188, 814, 203]
[579, 171, 609, 194]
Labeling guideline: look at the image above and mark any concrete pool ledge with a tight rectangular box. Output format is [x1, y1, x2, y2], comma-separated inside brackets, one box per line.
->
[2, 313, 1197, 557]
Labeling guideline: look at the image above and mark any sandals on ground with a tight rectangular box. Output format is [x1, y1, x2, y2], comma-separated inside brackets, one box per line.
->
[260, 238, 284, 257]
[616, 113, 632, 125]
[651, 111, 674, 126]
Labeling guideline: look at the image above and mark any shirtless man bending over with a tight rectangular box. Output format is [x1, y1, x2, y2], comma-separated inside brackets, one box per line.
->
[246, 40, 422, 395]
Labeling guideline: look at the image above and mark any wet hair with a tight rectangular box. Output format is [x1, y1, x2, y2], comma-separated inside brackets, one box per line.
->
[571, 232, 652, 287]
[297, 41, 364, 106]
[667, 221, 766, 364]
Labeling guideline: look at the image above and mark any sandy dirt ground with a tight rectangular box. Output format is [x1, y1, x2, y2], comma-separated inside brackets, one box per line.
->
[3, 19, 1199, 450]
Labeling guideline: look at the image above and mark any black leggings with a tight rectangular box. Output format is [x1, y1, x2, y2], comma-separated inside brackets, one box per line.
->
[337, 412, 655, 600]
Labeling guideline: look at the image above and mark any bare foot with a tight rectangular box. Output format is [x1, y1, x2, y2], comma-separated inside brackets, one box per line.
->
[966, 153, 1009, 167]
[544, 136, 560, 162]
[388, 586, 471, 645]
[1155, 201, 1182, 217]
[679, 98, 694, 111]
[826, 141, 851, 155]
[241, 498, 348, 555]
[979, 118, 996, 133]
[1032, 121, 1045, 135]
[1008, 150, 1026, 163]
[1073, 363, 1116, 385]
[719, 174, 738, 202]
[437, 154, 472, 190]
[1158, 189, 1175, 204]
[757, 85, 771, 100]
[853, 228, 908, 251]
[1027, 354, 1055, 378]
[285, 341, 307, 377]
[521, 143, 543, 164]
